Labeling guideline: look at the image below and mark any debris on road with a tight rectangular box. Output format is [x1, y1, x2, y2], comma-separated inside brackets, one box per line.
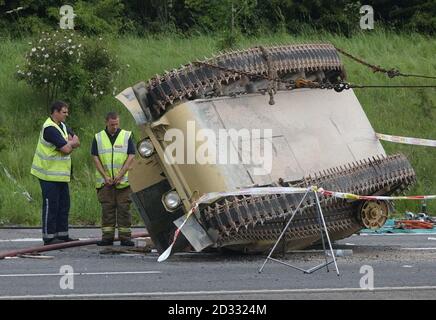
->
[395, 220, 434, 230]
[395, 212, 435, 230]
[0, 232, 148, 260]
[99, 246, 151, 255]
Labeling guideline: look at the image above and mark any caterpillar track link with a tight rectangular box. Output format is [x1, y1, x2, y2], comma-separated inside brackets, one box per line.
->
[133, 43, 345, 122]
[199, 154, 416, 252]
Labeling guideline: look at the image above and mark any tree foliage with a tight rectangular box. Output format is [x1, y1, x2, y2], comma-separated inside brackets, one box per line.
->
[0, 0, 435, 38]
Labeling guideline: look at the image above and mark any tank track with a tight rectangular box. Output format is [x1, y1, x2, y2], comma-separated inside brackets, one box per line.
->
[135, 43, 345, 122]
[197, 154, 416, 252]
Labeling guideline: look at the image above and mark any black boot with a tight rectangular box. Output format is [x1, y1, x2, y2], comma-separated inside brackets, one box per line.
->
[97, 239, 114, 246]
[43, 238, 65, 246]
[58, 237, 79, 242]
[120, 239, 135, 247]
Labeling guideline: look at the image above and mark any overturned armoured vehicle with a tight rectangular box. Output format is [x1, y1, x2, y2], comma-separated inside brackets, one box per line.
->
[116, 43, 416, 254]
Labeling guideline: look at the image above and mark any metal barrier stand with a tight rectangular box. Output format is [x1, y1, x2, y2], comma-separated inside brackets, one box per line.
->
[259, 190, 340, 276]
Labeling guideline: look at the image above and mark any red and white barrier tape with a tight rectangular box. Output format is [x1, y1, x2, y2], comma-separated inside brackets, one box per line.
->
[158, 186, 436, 262]
[376, 133, 436, 147]
[319, 189, 436, 201]
[157, 207, 196, 262]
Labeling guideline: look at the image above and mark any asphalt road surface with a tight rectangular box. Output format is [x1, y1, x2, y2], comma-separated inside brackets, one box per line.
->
[1, 228, 436, 300]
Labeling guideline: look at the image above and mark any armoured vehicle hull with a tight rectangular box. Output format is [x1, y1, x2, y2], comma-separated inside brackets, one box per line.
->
[116, 44, 416, 254]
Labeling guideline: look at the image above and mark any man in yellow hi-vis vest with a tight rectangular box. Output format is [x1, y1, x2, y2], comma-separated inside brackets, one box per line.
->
[31, 101, 80, 245]
[91, 112, 135, 246]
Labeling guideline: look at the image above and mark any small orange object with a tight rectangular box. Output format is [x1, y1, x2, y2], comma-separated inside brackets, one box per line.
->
[394, 220, 434, 229]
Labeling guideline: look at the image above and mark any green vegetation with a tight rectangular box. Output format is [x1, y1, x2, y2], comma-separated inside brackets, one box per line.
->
[0, 30, 435, 226]
[1, 1, 435, 38]
[16, 31, 120, 110]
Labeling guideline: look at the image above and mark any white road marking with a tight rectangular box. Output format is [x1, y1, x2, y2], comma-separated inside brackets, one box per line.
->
[402, 265, 413, 268]
[1, 286, 436, 299]
[428, 237, 436, 241]
[0, 238, 92, 242]
[119, 254, 142, 257]
[360, 233, 436, 236]
[0, 238, 42, 242]
[0, 271, 161, 277]
[401, 247, 436, 251]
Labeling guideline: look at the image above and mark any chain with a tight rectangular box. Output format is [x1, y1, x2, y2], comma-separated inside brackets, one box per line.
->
[348, 84, 436, 89]
[335, 47, 436, 80]
[313, 81, 436, 92]
[193, 61, 436, 93]
[291, 81, 436, 92]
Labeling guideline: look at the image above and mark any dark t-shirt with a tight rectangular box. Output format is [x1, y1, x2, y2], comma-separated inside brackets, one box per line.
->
[91, 128, 135, 156]
[43, 121, 75, 149]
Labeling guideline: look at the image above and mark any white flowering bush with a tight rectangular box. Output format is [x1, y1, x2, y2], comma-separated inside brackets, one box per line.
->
[16, 30, 119, 110]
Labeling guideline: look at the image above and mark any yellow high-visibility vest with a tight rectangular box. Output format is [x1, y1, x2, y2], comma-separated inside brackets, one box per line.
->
[31, 117, 71, 182]
[95, 129, 131, 189]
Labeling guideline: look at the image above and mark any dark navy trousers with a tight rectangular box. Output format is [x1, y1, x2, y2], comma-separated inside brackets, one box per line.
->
[39, 179, 70, 242]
